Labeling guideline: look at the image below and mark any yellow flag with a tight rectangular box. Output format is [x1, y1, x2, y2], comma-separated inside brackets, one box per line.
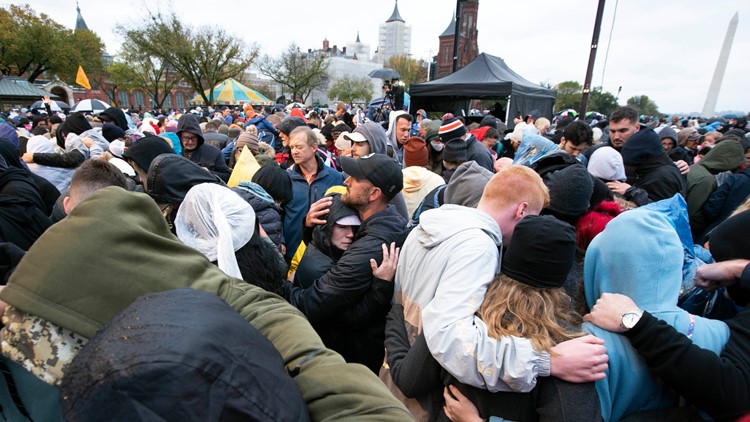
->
[76, 65, 91, 90]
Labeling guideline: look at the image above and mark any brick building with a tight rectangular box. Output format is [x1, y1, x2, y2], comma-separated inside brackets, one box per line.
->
[434, 0, 479, 79]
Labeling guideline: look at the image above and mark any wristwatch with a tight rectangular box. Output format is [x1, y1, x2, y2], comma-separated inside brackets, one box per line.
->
[620, 309, 643, 332]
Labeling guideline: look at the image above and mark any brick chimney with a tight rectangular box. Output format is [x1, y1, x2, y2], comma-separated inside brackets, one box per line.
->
[342, 46, 347, 55]
[323, 38, 329, 51]
[333, 45, 338, 55]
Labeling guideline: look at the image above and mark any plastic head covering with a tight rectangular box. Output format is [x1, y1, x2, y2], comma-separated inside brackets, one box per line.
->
[175, 183, 255, 279]
[512, 132, 558, 167]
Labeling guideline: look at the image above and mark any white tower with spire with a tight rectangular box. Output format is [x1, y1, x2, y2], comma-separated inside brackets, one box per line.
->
[701, 12, 738, 117]
[346, 32, 372, 62]
[375, 0, 412, 65]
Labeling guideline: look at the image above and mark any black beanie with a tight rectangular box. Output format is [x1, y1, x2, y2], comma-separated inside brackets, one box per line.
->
[252, 161, 292, 205]
[708, 209, 750, 261]
[621, 128, 664, 167]
[122, 135, 175, 172]
[501, 215, 576, 288]
[545, 164, 593, 217]
[101, 123, 126, 142]
[442, 138, 468, 162]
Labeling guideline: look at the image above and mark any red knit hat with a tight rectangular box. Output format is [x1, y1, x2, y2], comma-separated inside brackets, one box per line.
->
[575, 201, 622, 251]
[403, 137, 428, 167]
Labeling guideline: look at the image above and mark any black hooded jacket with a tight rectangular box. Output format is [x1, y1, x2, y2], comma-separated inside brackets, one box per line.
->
[60, 288, 309, 421]
[99, 107, 129, 131]
[277, 205, 406, 373]
[294, 194, 359, 288]
[0, 137, 59, 214]
[146, 154, 224, 207]
[176, 113, 231, 182]
[0, 167, 51, 251]
[621, 129, 686, 206]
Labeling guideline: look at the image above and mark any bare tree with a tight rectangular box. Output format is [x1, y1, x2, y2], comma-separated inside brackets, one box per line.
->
[117, 13, 258, 105]
[259, 44, 329, 103]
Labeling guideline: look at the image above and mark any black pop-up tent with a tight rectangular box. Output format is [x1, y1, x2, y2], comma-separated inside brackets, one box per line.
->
[409, 53, 556, 124]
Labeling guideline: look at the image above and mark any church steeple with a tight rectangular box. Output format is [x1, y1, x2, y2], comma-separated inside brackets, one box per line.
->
[356, 31, 361, 43]
[75, 1, 89, 31]
[386, 0, 405, 23]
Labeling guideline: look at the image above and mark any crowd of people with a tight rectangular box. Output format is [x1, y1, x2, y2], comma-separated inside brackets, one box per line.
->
[0, 96, 749, 421]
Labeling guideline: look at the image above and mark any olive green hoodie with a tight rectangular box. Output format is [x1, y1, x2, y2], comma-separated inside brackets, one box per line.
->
[0, 186, 411, 421]
[686, 139, 744, 239]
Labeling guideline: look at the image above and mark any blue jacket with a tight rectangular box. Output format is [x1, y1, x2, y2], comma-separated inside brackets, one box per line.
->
[583, 207, 729, 421]
[283, 157, 343, 260]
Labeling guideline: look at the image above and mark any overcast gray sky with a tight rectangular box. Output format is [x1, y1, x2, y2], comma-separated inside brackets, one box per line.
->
[18, 0, 749, 114]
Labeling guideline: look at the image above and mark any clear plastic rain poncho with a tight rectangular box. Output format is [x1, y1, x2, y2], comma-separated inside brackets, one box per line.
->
[175, 183, 255, 279]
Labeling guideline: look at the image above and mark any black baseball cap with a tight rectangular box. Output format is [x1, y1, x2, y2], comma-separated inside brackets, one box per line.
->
[340, 153, 403, 199]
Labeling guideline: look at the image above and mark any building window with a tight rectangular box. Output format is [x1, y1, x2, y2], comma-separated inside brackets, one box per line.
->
[133, 91, 145, 108]
[164, 94, 173, 108]
[118, 91, 130, 108]
[176, 92, 184, 108]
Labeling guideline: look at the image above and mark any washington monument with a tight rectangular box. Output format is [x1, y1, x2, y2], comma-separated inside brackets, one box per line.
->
[702, 12, 738, 117]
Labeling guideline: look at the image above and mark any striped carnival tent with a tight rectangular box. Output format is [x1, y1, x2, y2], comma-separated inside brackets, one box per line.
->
[190, 78, 274, 106]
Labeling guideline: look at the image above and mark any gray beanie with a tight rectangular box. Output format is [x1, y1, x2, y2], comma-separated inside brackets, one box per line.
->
[545, 164, 593, 217]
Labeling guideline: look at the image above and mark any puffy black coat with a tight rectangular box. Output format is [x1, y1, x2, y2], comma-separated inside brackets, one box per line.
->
[232, 183, 284, 249]
[60, 288, 309, 422]
[278, 205, 406, 372]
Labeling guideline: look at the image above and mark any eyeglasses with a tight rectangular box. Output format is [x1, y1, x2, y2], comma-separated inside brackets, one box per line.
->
[181, 135, 199, 141]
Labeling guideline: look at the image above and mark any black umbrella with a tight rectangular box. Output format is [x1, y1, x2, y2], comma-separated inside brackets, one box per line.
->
[368, 68, 400, 80]
[29, 100, 71, 112]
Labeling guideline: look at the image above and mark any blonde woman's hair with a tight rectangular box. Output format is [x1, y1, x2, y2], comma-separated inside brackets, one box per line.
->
[535, 117, 551, 134]
[245, 124, 258, 135]
[730, 196, 750, 217]
[479, 275, 583, 354]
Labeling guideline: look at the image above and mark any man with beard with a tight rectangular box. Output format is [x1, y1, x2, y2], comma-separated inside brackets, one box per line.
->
[275, 153, 406, 373]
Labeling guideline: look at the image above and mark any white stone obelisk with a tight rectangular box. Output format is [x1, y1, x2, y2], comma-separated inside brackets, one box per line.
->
[702, 12, 738, 117]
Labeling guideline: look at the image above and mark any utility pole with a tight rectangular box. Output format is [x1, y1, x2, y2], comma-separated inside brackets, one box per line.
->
[452, 0, 463, 73]
[580, 0, 607, 119]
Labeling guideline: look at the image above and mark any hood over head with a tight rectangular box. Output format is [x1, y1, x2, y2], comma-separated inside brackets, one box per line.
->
[444, 161, 493, 208]
[99, 107, 129, 131]
[311, 193, 359, 260]
[620, 128, 665, 167]
[146, 154, 224, 206]
[697, 138, 744, 173]
[122, 135, 175, 172]
[402, 166, 444, 194]
[60, 288, 309, 421]
[176, 113, 204, 147]
[0, 135, 25, 169]
[585, 208, 683, 311]
[56, 112, 92, 149]
[0, 122, 19, 151]
[0, 187, 238, 339]
[353, 121, 389, 155]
